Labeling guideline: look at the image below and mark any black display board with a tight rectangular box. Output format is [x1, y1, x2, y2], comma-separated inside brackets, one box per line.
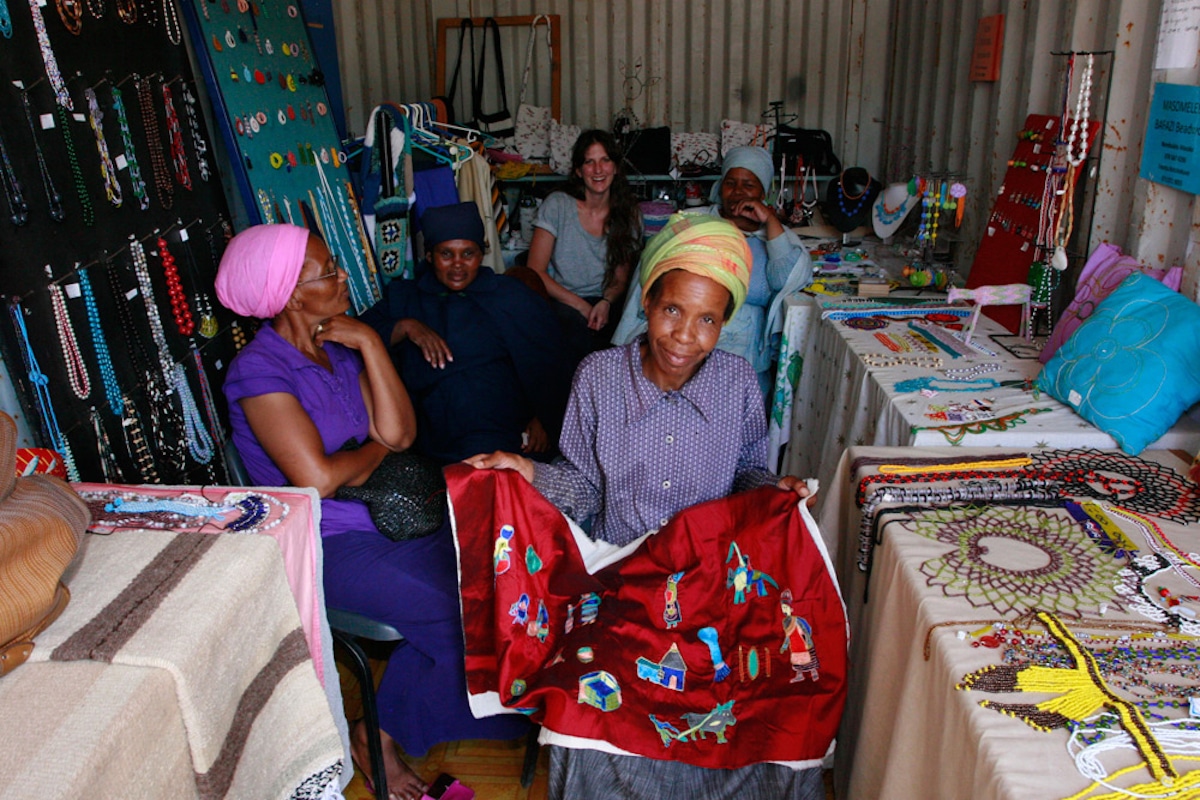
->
[0, 0, 240, 484]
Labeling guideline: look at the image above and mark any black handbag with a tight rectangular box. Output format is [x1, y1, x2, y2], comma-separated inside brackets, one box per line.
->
[335, 443, 447, 542]
[620, 125, 672, 176]
[473, 18, 516, 139]
[773, 125, 842, 176]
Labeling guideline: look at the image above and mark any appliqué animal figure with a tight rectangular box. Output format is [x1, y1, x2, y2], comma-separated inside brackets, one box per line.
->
[494, 524, 515, 574]
[726, 541, 778, 604]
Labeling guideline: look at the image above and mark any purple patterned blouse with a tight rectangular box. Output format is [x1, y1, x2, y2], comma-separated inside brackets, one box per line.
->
[532, 338, 777, 545]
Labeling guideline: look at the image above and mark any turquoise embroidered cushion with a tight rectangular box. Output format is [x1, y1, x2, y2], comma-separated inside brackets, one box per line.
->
[1036, 272, 1200, 455]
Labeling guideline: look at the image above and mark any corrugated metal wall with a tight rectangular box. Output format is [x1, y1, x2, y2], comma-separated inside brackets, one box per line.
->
[883, 0, 1170, 277]
[331, 0, 1193, 288]
[331, 0, 890, 171]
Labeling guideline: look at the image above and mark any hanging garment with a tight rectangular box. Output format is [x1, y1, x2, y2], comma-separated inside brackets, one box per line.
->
[455, 141, 506, 272]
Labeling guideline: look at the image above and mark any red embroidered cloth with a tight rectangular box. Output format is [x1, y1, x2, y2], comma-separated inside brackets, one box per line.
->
[447, 465, 847, 769]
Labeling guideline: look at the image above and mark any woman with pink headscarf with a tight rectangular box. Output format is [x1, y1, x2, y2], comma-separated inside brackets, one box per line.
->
[216, 225, 528, 800]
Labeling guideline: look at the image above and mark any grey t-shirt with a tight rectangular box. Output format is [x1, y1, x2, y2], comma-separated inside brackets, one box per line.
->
[534, 191, 608, 298]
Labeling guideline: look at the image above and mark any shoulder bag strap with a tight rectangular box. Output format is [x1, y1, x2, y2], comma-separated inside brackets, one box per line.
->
[446, 18, 474, 108]
[518, 14, 551, 106]
[474, 17, 511, 119]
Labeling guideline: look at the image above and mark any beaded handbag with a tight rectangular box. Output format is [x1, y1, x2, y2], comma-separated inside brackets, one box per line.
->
[335, 441, 446, 542]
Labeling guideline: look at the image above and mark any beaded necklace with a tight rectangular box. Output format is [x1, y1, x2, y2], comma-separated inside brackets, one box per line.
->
[78, 267, 122, 414]
[894, 375, 1028, 394]
[55, 0, 83, 33]
[161, 84, 191, 190]
[860, 353, 943, 370]
[56, 104, 95, 226]
[84, 0, 103, 18]
[171, 362, 214, 464]
[10, 302, 79, 480]
[84, 88, 122, 207]
[48, 282, 91, 399]
[0, 124, 28, 224]
[191, 347, 225, 444]
[119, 393, 158, 481]
[27, 0, 73, 110]
[180, 233, 217, 338]
[1066, 54, 1094, 167]
[129, 235, 174, 387]
[109, 86, 149, 211]
[0, 0, 11, 38]
[160, 0, 180, 44]
[918, 406, 1051, 445]
[89, 406, 120, 481]
[135, 75, 173, 209]
[837, 170, 871, 219]
[180, 83, 210, 182]
[156, 236, 194, 335]
[114, 0, 134, 23]
[19, 91, 65, 222]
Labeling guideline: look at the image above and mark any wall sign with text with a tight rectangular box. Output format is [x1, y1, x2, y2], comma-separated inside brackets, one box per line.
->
[1141, 82, 1200, 195]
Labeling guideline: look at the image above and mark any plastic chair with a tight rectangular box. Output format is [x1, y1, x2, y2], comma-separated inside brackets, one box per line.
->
[327, 607, 407, 799]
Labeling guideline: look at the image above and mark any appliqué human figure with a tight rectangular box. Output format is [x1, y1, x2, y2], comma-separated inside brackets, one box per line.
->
[779, 589, 820, 682]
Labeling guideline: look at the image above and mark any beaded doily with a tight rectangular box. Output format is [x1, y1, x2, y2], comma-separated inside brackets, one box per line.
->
[1031, 450, 1200, 524]
[899, 505, 1123, 616]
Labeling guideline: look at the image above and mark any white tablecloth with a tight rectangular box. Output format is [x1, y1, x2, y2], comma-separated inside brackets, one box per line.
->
[778, 301, 1200, 494]
[821, 446, 1200, 800]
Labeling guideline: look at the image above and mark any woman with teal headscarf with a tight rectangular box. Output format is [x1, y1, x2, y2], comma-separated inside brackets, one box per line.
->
[612, 145, 813, 399]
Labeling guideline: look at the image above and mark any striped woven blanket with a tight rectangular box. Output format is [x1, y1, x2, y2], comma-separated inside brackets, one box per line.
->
[8, 529, 343, 799]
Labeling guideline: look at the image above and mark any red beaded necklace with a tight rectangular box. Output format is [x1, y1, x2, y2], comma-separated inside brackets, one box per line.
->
[157, 236, 194, 335]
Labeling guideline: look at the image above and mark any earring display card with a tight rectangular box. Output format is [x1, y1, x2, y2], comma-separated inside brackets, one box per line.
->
[180, 0, 380, 312]
[0, 0, 239, 485]
[967, 113, 1100, 332]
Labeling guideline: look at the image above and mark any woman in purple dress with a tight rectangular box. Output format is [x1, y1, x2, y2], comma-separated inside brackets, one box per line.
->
[216, 225, 527, 800]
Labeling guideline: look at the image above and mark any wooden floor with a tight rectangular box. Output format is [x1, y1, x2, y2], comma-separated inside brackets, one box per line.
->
[335, 655, 832, 800]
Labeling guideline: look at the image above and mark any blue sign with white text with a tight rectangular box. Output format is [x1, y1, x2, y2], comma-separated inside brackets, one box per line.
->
[1141, 82, 1200, 195]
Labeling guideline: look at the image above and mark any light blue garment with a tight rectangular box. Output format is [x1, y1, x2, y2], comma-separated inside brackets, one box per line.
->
[612, 205, 813, 396]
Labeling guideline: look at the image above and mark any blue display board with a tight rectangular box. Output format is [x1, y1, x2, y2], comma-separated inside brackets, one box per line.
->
[1140, 82, 1200, 195]
[180, 0, 380, 312]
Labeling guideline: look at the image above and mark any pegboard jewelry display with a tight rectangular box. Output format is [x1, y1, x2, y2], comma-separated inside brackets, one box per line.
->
[0, 0, 240, 485]
[180, 0, 381, 313]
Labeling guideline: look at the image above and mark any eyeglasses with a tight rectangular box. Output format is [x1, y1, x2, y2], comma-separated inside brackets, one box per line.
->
[297, 255, 340, 285]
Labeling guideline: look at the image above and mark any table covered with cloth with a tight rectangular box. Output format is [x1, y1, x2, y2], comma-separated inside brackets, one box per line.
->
[777, 299, 1200, 494]
[0, 526, 343, 799]
[446, 464, 848, 770]
[821, 445, 1200, 800]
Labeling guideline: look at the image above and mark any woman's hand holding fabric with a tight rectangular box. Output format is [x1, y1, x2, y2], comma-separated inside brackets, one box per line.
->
[463, 451, 535, 483]
[399, 319, 454, 369]
[778, 475, 819, 509]
[522, 417, 548, 453]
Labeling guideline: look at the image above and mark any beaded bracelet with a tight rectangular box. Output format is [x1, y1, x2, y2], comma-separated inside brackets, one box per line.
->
[860, 353, 943, 370]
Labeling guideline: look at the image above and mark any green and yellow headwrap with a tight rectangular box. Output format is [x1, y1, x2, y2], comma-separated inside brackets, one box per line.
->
[639, 213, 752, 316]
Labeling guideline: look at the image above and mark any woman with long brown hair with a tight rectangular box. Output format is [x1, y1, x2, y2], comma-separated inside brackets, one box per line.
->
[526, 129, 643, 364]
